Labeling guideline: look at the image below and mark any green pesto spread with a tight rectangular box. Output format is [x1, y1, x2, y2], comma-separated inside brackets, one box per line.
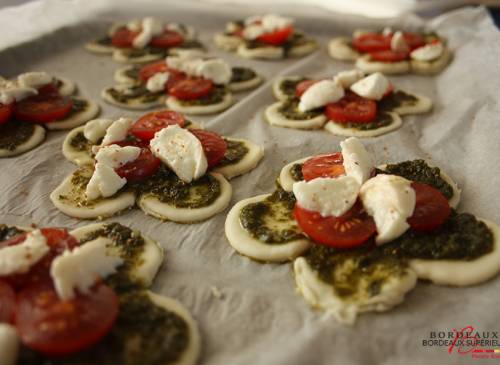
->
[217, 139, 248, 167]
[95, 36, 112, 46]
[278, 98, 323, 120]
[375, 159, 453, 200]
[178, 86, 227, 106]
[332, 111, 393, 131]
[240, 187, 304, 244]
[379, 90, 418, 113]
[230, 67, 256, 83]
[69, 98, 88, 116]
[69, 131, 94, 154]
[0, 120, 36, 151]
[124, 66, 141, 82]
[0, 224, 24, 241]
[122, 46, 167, 59]
[289, 163, 304, 182]
[109, 85, 163, 104]
[57, 167, 110, 208]
[175, 39, 204, 50]
[279, 77, 306, 99]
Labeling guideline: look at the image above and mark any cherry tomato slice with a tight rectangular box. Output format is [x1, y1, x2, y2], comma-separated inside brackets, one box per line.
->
[16, 283, 119, 356]
[0, 103, 14, 125]
[150, 29, 184, 48]
[302, 153, 345, 181]
[295, 79, 318, 98]
[294, 201, 376, 248]
[407, 182, 451, 232]
[325, 92, 377, 124]
[115, 147, 161, 183]
[37, 82, 60, 98]
[403, 32, 425, 50]
[111, 27, 139, 48]
[257, 26, 293, 46]
[369, 50, 409, 62]
[189, 129, 227, 168]
[139, 61, 169, 82]
[14, 95, 73, 124]
[352, 33, 391, 53]
[168, 78, 214, 101]
[129, 110, 185, 141]
[1, 228, 79, 290]
[0, 280, 15, 323]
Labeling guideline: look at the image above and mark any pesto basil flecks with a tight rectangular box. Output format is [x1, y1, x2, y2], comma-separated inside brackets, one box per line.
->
[124, 66, 141, 82]
[217, 139, 248, 167]
[240, 188, 304, 244]
[0, 120, 36, 151]
[69, 131, 94, 154]
[278, 98, 323, 120]
[378, 90, 418, 113]
[0, 224, 24, 241]
[95, 36, 113, 46]
[109, 84, 163, 104]
[178, 86, 227, 106]
[289, 163, 304, 182]
[279, 77, 306, 98]
[230, 67, 256, 83]
[69, 98, 88, 116]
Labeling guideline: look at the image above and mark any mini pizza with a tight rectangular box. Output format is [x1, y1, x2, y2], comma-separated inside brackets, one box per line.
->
[214, 14, 317, 60]
[103, 53, 250, 114]
[85, 17, 204, 64]
[226, 137, 500, 324]
[266, 70, 432, 137]
[0, 72, 99, 158]
[0, 222, 201, 365]
[53, 110, 264, 223]
[328, 28, 452, 75]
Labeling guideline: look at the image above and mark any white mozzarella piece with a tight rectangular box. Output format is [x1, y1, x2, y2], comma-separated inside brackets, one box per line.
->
[133, 17, 164, 49]
[95, 144, 141, 168]
[298, 80, 344, 112]
[340, 137, 374, 185]
[382, 27, 393, 36]
[360, 174, 416, 245]
[50, 237, 123, 300]
[0, 80, 37, 105]
[226, 21, 240, 33]
[126, 19, 142, 32]
[17, 71, 52, 88]
[146, 71, 169, 92]
[390, 31, 409, 52]
[0, 324, 19, 365]
[410, 42, 444, 62]
[293, 176, 360, 218]
[242, 14, 293, 40]
[83, 118, 114, 143]
[100, 117, 134, 146]
[85, 162, 127, 200]
[0, 229, 49, 276]
[196, 59, 232, 85]
[350, 72, 390, 101]
[333, 69, 364, 88]
[150, 124, 207, 183]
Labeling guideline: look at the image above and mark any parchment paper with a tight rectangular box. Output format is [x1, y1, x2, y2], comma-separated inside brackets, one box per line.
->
[1, 1, 500, 364]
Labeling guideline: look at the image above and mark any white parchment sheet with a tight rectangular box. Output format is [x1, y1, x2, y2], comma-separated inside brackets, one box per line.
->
[1, 1, 500, 364]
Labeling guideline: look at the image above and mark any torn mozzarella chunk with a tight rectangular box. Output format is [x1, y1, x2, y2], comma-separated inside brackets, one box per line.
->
[298, 80, 344, 112]
[382, 27, 393, 36]
[333, 69, 364, 89]
[410, 42, 444, 62]
[350, 72, 390, 101]
[0, 80, 37, 105]
[340, 137, 374, 185]
[0, 324, 18, 365]
[133, 17, 164, 49]
[293, 176, 360, 218]
[50, 237, 123, 300]
[85, 162, 127, 200]
[95, 144, 141, 168]
[391, 31, 409, 52]
[126, 19, 142, 32]
[196, 59, 232, 85]
[0, 229, 49, 276]
[17, 72, 52, 89]
[100, 117, 134, 146]
[146, 71, 169, 92]
[226, 21, 241, 33]
[83, 118, 114, 143]
[359, 174, 416, 245]
[150, 124, 207, 182]
[242, 14, 293, 40]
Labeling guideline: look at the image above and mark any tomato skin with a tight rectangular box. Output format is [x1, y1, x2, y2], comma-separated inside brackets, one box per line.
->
[139, 61, 169, 82]
[0, 280, 15, 323]
[369, 50, 409, 62]
[352, 33, 391, 53]
[150, 29, 184, 48]
[403, 32, 425, 50]
[294, 201, 376, 248]
[257, 26, 293, 46]
[115, 147, 161, 183]
[407, 182, 451, 232]
[15, 283, 119, 356]
[111, 27, 139, 48]
[189, 129, 227, 168]
[295, 79, 318, 98]
[14, 95, 73, 124]
[0, 103, 14, 125]
[168, 78, 214, 101]
[129, 110, 185, 141]
[302, 153, 345, 181]
[324, 92, 377, 124]
[37, 81, 60, 97]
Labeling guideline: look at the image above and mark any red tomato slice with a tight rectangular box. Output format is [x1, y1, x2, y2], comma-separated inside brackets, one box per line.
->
[37, 82, 60, 98]
[295, 79, 318, 98]
[115, 147, 161, 183]
[407, 182, 451, 232]
[352, 33, 391, 53]
[294, 201, 376, 248]
[111, 27, 139, 48]
[165, 69, 188, 92]
[139, 61, 169, 82]
[150, 29, 184, 48]
[0, 103, 14, 125]
[16, 283, 119, 356]
[257, 26, 293, 46]
[325, 92, 377, 124]
[403, 32, 425, 50]
[129, 110, 185, 141]
[169, 78, 214, 101]
[2, 228, 79, 290]
[189, 129, 227, 168]
[369, 50, 409, 62]
[0, 280, 15, 323]
[14, 95, 73, 124]
[302, 153, 345, 181]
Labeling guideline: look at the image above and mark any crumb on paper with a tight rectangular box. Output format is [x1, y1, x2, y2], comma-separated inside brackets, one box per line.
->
[211, 285, 224, 299]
